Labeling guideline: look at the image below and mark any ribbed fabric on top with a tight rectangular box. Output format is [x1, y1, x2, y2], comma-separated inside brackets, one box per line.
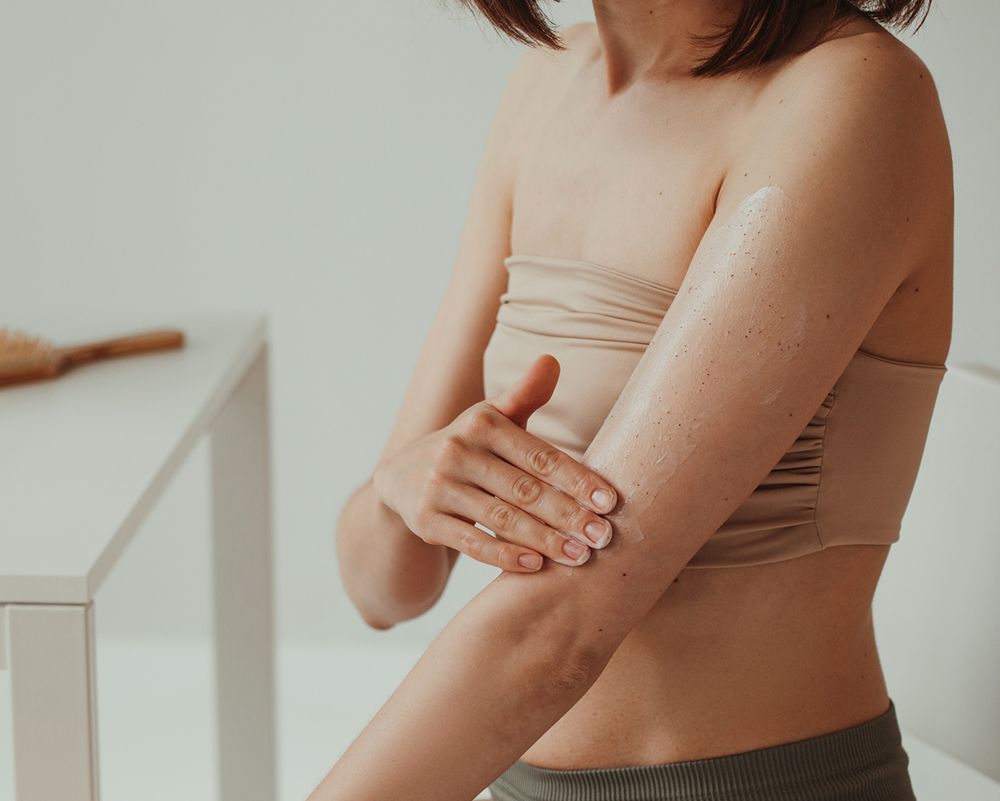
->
[481, 254, 947, 569]
[488, 700, 914, 801]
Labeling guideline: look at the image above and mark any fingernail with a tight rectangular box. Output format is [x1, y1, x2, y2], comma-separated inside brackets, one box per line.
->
[563, 539, 588, 561]
[584, 520, 611, 547]
[591, 488, 615, 511]
[518, 553, 542, 570]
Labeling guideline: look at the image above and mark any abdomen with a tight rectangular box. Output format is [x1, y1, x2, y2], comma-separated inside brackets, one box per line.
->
[519, 542, 893, 769]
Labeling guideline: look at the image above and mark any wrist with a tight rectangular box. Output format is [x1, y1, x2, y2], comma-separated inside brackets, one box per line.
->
[371, 461, 400, 520]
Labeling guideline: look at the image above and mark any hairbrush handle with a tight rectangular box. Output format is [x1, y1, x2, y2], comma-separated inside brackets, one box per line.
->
[59, 328, 186, 366]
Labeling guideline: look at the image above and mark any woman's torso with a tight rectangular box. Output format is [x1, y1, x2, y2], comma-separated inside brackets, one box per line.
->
[491, 16, 952, 769]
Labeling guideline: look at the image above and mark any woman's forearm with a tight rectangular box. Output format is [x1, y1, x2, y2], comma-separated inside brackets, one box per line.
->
[307, 568, 612, 801]
[335, 479, 454, 628]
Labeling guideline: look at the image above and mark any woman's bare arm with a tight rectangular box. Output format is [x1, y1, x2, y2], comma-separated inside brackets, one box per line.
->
[335, 43, 566, 629]
[335, 59, 519, 628]
[313, 33, 950, 801]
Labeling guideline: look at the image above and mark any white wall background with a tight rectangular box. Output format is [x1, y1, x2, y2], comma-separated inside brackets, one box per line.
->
[1, 0, 996, 660]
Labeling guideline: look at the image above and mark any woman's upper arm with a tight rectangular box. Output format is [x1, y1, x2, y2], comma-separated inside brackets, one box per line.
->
[482, 37, 951, 666]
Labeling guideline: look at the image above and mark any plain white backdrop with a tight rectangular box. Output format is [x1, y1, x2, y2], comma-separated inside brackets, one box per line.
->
[1, 1, 998, 797]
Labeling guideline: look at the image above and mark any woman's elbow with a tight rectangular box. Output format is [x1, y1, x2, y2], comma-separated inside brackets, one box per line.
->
[345, 564, 451, 631]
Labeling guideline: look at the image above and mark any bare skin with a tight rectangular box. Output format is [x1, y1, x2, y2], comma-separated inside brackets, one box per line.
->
[502, 13, 952, 769]
[316, 3, 952, 798]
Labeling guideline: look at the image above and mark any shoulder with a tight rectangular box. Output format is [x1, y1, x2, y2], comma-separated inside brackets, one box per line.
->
[747, 25, 948, 173]
[504, 20, 598, 102]
[768, 26, 944, 130]
[487, 21, 599, 162]
[720, 26, 951, 257]
[559, 20, 600, 50]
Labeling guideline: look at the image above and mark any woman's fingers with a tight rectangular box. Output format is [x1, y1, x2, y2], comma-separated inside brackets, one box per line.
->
[441, 483, 592, 567]
[413, 401, 618, 572]
[466, 404, 618, 515]
[423, 511, 550, 573]
[456, 446, 612, 549]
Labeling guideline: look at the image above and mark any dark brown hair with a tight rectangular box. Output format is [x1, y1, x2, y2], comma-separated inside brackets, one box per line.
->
[450, 0, 933, 77]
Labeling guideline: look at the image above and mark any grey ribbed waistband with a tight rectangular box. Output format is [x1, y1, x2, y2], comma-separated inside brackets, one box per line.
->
[489, 700, 914, 801]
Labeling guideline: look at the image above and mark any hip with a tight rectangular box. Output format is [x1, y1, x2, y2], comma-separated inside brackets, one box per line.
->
[490, 699, 915, 801]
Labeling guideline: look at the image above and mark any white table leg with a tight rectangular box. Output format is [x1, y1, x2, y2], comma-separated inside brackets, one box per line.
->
[3, 603, 100, 801]
[210, 344, 277, 801]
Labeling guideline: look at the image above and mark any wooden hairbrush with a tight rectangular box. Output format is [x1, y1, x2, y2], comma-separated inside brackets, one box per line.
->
[0, 327, 185, 388]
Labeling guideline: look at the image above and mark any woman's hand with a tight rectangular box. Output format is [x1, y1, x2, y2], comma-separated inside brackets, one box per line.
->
[372, 354, 618, 571]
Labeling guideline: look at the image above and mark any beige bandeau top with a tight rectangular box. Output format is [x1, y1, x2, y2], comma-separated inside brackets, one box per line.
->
[482, 254, 948, 569]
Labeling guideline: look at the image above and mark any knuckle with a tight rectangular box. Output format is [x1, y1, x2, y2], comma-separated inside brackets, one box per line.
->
[487, 501, 517, 532]
[410, 499, 436, 531]
[540, 528, 568, 556]
[463, 405, 496, 438]
[458, 526, 484, 559]
[493, 541, 513, 568]
[436, 434, 465, 466]
[569, 470, 593, 500]
[559, 502, 587, 531]
[527, 444, 562, 477]
[511, 474, 543, 505]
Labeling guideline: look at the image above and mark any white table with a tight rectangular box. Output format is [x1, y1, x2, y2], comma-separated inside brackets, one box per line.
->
[0, 312, 276, 801]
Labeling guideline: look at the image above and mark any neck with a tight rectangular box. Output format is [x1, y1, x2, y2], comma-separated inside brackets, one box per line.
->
[591, 0, 744, 93]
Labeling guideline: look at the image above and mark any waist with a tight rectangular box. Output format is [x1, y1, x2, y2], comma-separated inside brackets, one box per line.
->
[520, 544, 891, 770]
[493, 699, 913, 801]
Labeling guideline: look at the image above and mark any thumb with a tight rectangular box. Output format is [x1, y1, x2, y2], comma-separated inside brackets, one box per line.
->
[489, 354, 560, 429]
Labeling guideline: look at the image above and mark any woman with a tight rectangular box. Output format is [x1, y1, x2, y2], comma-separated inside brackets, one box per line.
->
[313, 0, 951, 799]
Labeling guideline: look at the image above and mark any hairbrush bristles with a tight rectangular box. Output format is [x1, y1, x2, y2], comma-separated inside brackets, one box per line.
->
[0, 328, 59, 372]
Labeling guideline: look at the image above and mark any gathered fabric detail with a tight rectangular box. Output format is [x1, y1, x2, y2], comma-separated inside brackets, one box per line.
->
[482, 255, 947, 569]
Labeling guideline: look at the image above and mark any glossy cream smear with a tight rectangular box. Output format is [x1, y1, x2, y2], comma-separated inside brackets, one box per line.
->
[580, 185, 801, 546]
